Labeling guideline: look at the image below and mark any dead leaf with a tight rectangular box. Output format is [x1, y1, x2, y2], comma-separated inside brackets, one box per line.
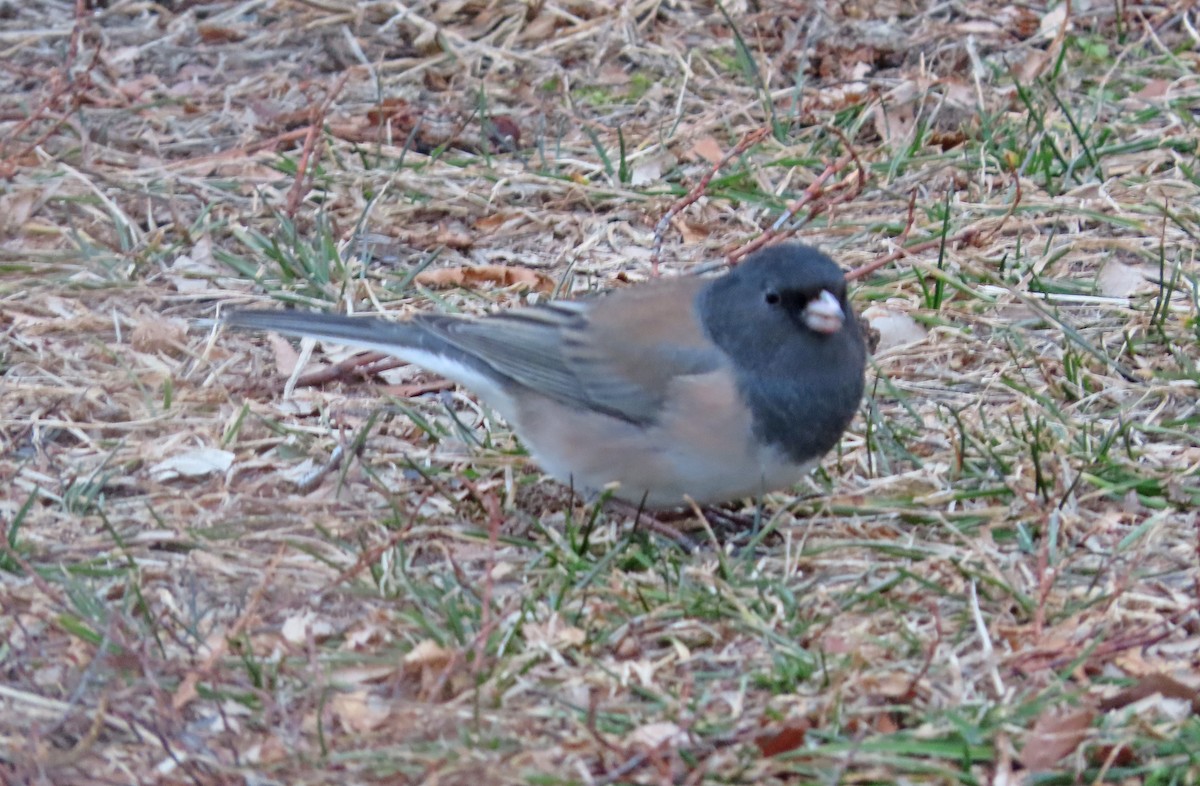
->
[524, 616, 586, 651]
[1134, 79, 1171, 101]
[1015, 49, 1052, 83]
[754, 720, 810, 757]
[402, 639, 461, 700]
[267, 333, 302, 376]
[671, 217, 712, 244]
[131, 315, 188, 353]
[330, 690, 392, 733]
[149, 448, 235, 482]
[1004, 5, 1041, 39]
[689, 136, 724, 165]
[474, 212, 512, 232]
[520, 9, 561, 41]
[281, 610, 334, 646]
[197, 24, 247, 44]
[940, 78, 975, 108]
[630, 156, 664, 186]
[365, 96, 415, 127]
[485, 114, 521, 150]
[863, 305, 928, 351]
[872, 96, 917, 148]
[1098, 673, 1200, 715]
[626, 721, 687, 750]
[429, 225, 475, 250]
[1019, 705, 1095, 771]
[596, 63, 632, 86]
[415, 264, 555, 293]
[1097, 259, 1152, 297]
[1038, 4, 1069, 39]
[329, 665, 397, 685]
[0, 188, 40, 232]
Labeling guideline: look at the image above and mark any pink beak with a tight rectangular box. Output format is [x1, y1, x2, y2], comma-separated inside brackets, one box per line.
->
[802, 290, 844, 334]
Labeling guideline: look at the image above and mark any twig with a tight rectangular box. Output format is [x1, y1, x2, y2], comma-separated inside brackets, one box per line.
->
[0, 0, 99, 179]
[293, 350, 395, 386]
[284, 71, 352, 216]
[969, 579, 1006, 699]
[650, 127, 769, 273]
[898, 189, 919, 245]
[36, 693, 109, 771]
[318, 493, 424, 596]
[900, 603, 943, 703]
[845, 173, 1022, 281]
[730, 156, 858, 262]
[293, 443, 349, 493]
[1010, 622, 1175, 674]
[155, 128, 312, 172]
[729, 126, 866, 263]
[172, 545, 286, 711]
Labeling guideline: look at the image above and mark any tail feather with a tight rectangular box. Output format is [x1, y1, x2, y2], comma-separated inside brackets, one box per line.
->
[224, 309, 431, 353]
[222, 309, 515, 405]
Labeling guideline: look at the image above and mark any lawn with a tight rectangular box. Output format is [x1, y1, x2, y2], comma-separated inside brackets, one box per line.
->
[2, 1, 1198, 784]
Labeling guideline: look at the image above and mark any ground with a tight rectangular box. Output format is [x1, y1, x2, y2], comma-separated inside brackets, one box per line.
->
[1, 1, 1199, 784]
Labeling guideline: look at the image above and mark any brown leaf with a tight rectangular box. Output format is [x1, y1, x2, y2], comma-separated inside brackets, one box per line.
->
[1088, 743, 1136, 768]
[671, 217, 712, 245]
[1006, 5, 1041, 39]
[1019, 705, 1095, 771]
[131, 315, 188, 353]
[402, 639, 465, 700]
[689, 136, 724, 165]
[197, 24, 246, 44]
[873, 100, 916, 148]
[485, 114, 521, 150]
[1038, 4, 1069, 39]
[364, 96, 415, 127]
[1098, 673, 1200, 714]
[427, 225, 475, 250]
[626, 721, 686, 751]
[928, 129, 968, 151]
[267, 333, 302, 377]
[0, 187, 41, 231]
[873, 712, 900, 733]
[1015, 50, 1052, 83]
[862, 305, 927, 351]
[330, 690, 393, 733]
[1134, 79, 1170, 100]
[474, 212, 511, 231]
[520, 10, 561, 41]
[754, 720, 810, 757]
[415, 264, 555, 293]
[1097, 259, 1153, 297]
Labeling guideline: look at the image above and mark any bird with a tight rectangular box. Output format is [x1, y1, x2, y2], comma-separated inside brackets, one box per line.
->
[223, 243, 867, 509]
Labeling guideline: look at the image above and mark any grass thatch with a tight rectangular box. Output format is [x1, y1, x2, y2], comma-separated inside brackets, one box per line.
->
[2, 1, 1198, 783]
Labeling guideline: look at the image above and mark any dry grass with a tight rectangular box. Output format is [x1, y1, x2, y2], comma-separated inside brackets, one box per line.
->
[2, 1, 1199, 784]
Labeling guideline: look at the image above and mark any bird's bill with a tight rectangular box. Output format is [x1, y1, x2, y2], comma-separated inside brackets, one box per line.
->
[802, 290, 845, 334]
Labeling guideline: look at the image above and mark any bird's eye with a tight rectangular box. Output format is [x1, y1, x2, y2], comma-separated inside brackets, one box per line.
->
[764, 290, 781, 306]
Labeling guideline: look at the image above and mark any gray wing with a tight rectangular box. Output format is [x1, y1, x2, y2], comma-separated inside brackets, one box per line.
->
[226, 277, 724, 425]
[419, 286, 723, 425]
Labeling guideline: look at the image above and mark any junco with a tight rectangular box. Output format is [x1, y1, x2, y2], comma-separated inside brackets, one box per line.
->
[224, 243, 867, 508]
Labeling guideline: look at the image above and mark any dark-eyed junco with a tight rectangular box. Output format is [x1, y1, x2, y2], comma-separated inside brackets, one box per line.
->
[224, 243, 867, 508]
